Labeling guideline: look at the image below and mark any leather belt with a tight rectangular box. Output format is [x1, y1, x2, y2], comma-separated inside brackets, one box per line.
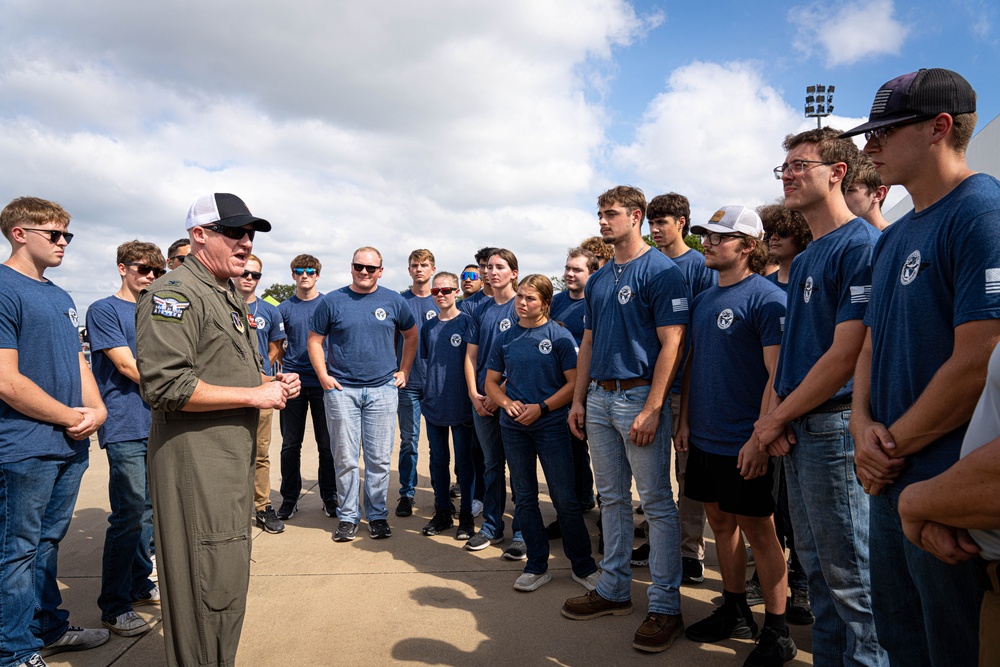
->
[808, 396, 853, 415]
[594, 378, 652, 392]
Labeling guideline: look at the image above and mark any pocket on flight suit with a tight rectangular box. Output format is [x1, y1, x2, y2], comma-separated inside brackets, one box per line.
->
[197, 530, 250, 613]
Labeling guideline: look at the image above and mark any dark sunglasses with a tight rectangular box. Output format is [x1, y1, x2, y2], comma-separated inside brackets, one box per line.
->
[461, 271, 479, 281]
[168, 254, 186, 264]
[127, 263, 166, 278]
[241, 270, 262, 280]
[352, 263, 381, 274]
[292, 267, 317, 276]
[202, 224, 254, 242]
[21, 227, 74, 244]
[430, 287, 458, 296]
[765, 229, 790, 239]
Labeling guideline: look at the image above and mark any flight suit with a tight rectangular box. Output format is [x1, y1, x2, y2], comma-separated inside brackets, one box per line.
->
[136, 255, 263, 667]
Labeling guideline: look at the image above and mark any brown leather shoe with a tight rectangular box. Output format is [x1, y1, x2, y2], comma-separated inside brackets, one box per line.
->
[632, 612, 684, 652]
[561, 589, 633, 620]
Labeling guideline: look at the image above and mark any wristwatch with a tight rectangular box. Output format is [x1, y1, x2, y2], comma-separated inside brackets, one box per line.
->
[538, 402, 550, 416]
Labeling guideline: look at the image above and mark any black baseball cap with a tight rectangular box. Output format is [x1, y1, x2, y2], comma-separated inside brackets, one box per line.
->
[184, 193, 271, 232]
[840, 68, 976, 138]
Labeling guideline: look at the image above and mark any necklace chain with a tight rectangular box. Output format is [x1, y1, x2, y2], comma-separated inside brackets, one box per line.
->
[613, 245, 646, 287]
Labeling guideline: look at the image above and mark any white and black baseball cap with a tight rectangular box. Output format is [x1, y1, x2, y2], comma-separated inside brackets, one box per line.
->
[185, 193, 271, 232]
[691, 206, 764, 239]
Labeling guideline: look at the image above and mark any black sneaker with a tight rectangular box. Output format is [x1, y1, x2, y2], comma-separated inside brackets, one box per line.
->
[422, 510, 454, 536]
[275, 500, 298, 521]
[455, 512, 475, 541]
[502, 540, 527, 561]
[787, 588, 815, 625]
[685, 605, 759, 643]
[545, 520, 562, 540]
[255, 506, 285, 534]
[631, 543, 650, 567]
[323, 497, 339, 518]
[395, 496, 414, 517]
[634, 520, 648, 538]
[369, 519, 392, 539]
[682, 557, 705, 584]
[334, 521, 358, 542]
[449, 483, 461, 498]
[743, 625, 797, 666]
[465, 531, 504, 551]
[745, 578, 764, 606]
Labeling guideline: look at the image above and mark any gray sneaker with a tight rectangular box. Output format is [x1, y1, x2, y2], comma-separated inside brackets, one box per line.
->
[334, 521, 358, 542]
[513, 572, 552, 591]
[745, 579, 764, 606]
[41, 626, 110, 656]
[102, 610, 151, 637]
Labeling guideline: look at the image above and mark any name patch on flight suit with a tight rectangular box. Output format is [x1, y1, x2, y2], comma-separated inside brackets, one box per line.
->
[151, 292, 192, 322]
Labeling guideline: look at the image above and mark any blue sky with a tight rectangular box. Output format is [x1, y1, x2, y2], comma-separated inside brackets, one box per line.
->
[0, 0, 996, 314]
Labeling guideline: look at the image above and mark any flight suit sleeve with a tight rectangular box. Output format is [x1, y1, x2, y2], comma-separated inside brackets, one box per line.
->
[136, 286, 203, 412]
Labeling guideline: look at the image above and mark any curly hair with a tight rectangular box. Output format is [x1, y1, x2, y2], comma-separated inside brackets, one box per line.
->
[757, 203, 812, 252]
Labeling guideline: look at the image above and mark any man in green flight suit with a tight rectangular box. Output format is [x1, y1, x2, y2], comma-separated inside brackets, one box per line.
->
[136, 193, 300, 666]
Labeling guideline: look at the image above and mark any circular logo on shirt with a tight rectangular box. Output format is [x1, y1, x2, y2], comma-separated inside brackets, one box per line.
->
[803, 276, 814, 304]
[499, 318, 512, 332]
[425, 310, 437, 320]
[450, 333, 462, 347]
[67, 308, 79, 327]
[538, 339, 553, 354]
[617, 285, 633, 305]
[717, 309, 734, 329]
[374, 308, 387, 321]
[255, 316, 267, 329]
[900, 250, 921, 286]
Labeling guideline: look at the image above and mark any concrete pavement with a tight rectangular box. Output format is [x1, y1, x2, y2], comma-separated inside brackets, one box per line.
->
[48, 417, 813, 666]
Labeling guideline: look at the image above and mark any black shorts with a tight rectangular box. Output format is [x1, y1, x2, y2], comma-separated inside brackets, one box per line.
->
[684, 445, 775, 518]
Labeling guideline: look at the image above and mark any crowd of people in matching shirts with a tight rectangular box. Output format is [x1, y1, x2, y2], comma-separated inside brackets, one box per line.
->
[1, 67, 998, 667]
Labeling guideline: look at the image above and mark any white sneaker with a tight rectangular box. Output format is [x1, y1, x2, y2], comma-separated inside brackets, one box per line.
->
[513, 571, 552, 592]
[472, 500, 483, 517]
[572, 570, 602, 591]
[149, 554, 157, 582]
[102, 610, 151, 637]
[16, 654, 48, 667]
[133, 585, 160, 606]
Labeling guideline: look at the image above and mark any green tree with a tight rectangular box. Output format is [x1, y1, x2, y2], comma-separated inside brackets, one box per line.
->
[550, 275, 567, 292]
[684, 234, 704, 254]
[262, 283, 295, 303]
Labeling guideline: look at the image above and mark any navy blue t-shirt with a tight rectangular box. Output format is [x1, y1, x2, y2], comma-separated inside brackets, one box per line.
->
[688, 275, 786, 456]
[467, 297, 517, 394]
[550, 291, 586, 346]
[396, 289, 438, 390]
[248, 298, 284, 376]
[420, 313, 474, 426]
[669, 248, 716, 394]
[458, 289, 489, 315]
[866, 173, 1000, 497]
[87, 295, 150, 447]
[311, 285, 417, 387]
[764, 271, 788, 293]
[585, 249, 689, 381]
[774, 218, 878, 400]
[487, 320, 577, 431]
[278, 293, 324, 388]
[0, 266, 84, 463]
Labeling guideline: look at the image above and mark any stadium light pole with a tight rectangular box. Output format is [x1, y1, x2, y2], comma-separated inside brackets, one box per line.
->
[805, 84, 835, 129]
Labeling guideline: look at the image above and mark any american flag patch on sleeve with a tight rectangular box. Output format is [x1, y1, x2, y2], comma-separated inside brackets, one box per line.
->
[849, 285, 871, 304]
[986, 269, 1000, 294]
[672, 298, 688, 312]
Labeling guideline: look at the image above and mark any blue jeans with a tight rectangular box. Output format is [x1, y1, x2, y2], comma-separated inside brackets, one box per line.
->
[784, 410, 886, 667]
[0, 448, 88, 666]
[503, 422, 598, 578]
[570, 432, 596, 507]
[471, 410, 521, 540]
[324, 382, 398, 524]
[426, 421, 474, 514]
[869, 494, 981, 667]
[279, 385, 338, 506]
[98, 440, 154, 622]
[397, 387, 423, 499]
[586, 384, 681, 615]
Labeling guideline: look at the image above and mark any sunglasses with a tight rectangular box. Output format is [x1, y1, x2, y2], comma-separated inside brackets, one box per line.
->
[765, 229, 790, 239]
[168, 254, 186, 264]
[352, 263, 382, 274]
[430, 287, 458, 296]
[202, 224, 254, 242]
[127, 263, 166, 278]
[461, 271, 479, 281]
[292, 267, 317, 276]
[241, 270, 262, 280]
[20, 227, 74, 244]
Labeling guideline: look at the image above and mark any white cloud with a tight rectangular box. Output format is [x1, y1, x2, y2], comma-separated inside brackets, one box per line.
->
[789, 0, 910, 67]
[0, 1, 658, 312]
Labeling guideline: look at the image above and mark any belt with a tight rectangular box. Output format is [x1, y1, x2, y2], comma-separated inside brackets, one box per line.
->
[153, 407, 257, 422]
[807, 396, 853, 415]
[976, 557, 1000, 594]
[594, 378, 652, 392]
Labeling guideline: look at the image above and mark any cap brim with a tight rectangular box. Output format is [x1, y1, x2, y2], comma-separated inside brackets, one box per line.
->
[214, 215, 272, 232]
[690, 223, 732, 235]
[839, 112, 930, 138]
